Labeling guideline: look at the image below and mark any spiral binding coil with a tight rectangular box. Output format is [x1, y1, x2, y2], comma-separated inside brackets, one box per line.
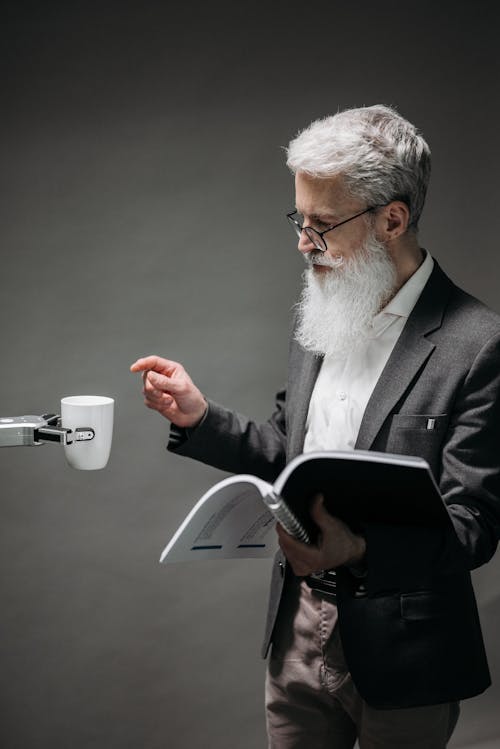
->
[263, 491, 311, 545]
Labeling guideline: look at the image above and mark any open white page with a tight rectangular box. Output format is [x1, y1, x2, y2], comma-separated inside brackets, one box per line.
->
[160, 474, 278, 562]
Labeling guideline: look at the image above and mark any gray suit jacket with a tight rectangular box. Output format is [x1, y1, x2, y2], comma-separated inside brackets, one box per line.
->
[169, 261, 500, 708]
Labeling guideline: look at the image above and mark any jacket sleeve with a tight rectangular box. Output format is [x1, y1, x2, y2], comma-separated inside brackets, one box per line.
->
[363, 331, 500, 591]
[166, 389, 288, 483]
[439, 330, 500, 567]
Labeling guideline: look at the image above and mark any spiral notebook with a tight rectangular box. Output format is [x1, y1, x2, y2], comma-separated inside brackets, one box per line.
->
[159, 449, 451, 563]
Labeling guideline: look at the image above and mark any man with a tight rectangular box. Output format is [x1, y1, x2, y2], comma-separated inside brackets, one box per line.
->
[131, 105, 500, 748]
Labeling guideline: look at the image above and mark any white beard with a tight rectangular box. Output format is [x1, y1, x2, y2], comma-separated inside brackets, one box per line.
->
[294, 235, 397, 357]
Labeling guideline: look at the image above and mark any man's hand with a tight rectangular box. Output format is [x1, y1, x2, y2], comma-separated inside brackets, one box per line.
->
[130, 355, 208, 428]
[276, 494, 366, 576]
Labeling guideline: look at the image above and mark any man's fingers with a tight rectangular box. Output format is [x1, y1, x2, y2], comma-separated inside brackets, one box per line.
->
[144, 390, 174, 409]
[277, 524, 315, 559]
[145, 370, 184, 395]
[144, 371, 169, 390]
[130, 355, 166, 372]
[143, 386, 173, 403]
[145, 397, 174, 411]
[142, 379, 175, 404]
[277, 526, 319, 576]
[130, 355, 180, 375]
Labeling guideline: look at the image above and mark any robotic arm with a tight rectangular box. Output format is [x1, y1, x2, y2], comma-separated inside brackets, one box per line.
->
[0, 414, 95, 447]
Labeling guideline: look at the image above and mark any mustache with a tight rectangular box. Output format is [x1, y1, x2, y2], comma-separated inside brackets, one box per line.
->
[303, 251, 345, 269]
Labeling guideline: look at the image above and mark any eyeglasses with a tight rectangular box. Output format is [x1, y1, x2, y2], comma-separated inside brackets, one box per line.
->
[286, 205, 383, 252]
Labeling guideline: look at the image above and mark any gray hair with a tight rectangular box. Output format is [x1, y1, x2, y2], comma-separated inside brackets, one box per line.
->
[286, 105, 431, 232]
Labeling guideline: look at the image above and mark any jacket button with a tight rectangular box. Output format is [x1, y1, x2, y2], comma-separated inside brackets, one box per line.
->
[354, 583, 367, 598]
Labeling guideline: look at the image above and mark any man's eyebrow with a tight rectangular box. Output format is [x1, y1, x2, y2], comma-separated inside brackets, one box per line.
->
[296, 208, 338, 222]
[310, 212, 336, 222]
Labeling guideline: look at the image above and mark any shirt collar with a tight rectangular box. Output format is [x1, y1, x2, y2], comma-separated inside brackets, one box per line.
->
[369, 250, 434, 337]
[379, 249, 434, 320]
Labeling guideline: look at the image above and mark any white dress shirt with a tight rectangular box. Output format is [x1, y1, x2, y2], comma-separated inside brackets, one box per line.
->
[303, 251, 434, 453]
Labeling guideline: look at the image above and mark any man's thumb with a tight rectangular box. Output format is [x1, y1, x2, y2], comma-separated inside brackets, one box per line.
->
[310, 493, 331, 528]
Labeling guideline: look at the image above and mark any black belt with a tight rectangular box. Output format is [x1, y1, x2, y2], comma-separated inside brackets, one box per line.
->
[305, 569, 338, 598]
[305, 569, 368, 599]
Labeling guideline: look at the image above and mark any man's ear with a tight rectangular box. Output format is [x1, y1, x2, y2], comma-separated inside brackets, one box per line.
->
[379, 201, 411, 240]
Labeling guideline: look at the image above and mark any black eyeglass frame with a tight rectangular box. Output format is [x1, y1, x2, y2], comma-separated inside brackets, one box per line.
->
[286, 204, 386, 252]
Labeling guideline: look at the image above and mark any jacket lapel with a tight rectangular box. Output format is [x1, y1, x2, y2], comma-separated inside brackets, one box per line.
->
[287, 349, 322, 460]
[355, 261, 453, 451]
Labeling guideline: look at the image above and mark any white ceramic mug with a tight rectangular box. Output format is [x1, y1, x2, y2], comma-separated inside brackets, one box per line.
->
[61, 396, 114, 470]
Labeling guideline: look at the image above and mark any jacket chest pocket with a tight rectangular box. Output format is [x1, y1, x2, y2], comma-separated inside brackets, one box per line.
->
[386, 413, 449, 465]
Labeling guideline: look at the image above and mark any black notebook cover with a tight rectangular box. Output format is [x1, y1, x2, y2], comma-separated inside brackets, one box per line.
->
[274, 451, 451, 544]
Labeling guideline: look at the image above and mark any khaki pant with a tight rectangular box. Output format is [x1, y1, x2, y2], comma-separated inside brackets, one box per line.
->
[265, 579, 459, 749]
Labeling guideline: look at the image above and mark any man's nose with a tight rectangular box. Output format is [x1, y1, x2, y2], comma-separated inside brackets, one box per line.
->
[297, 229, 316, 255]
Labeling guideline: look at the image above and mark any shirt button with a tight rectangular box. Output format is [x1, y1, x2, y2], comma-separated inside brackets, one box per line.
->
[337, 390, 347, 401]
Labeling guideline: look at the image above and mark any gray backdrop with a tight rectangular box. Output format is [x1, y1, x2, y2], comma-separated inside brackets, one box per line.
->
[1, 2, 499, 747]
